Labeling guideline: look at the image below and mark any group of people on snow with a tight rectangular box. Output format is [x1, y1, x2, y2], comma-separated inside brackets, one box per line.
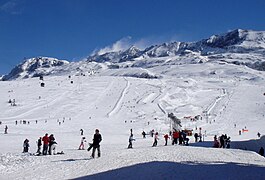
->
[22, 133, 58, 155]
[128, 129, 191, 148]
[213, 134, 231, 148]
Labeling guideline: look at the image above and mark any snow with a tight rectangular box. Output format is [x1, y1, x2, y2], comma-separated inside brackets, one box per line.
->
[1, 59, 265, 179]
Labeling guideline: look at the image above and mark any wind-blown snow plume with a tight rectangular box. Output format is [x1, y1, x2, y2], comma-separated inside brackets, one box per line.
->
[94, 37, 133, 55]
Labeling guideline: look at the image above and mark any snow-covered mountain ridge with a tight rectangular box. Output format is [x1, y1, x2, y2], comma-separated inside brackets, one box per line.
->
[2, 29, 265, 80]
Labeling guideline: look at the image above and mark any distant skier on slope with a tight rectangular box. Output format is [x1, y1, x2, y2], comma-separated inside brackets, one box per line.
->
[91, 129, 102, 158]
[142, 131, 146, 138]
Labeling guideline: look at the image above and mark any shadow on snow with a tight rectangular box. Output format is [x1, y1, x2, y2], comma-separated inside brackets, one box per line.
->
[72, 161, 265, 180]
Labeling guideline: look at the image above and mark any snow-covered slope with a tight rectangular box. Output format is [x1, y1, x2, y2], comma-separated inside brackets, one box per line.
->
[0, 59, 265, 179]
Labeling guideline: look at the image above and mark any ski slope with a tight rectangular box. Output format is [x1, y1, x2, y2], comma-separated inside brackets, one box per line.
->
[0, 62, 265, 179]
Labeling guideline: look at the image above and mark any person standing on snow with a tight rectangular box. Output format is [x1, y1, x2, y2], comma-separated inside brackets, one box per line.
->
[91, 129, 102, 158]
[4, 125, 8, 134]
[23, 139, 30, 153]
[79, 137, 86, 150]
[42, 133, 50, 155]
[194, 133, 199, 142]
[48, 134, 56, 155]
[142, 131, 146, 138]
[164, 134, 169, 146]
[257, 132, 261, 138]
[36, 137, 42, 154]
[128, 134, 135, 148]
[152, 132, 159, 147]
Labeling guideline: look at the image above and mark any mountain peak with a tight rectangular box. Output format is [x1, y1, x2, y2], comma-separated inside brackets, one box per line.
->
[2, 57, 69, 81]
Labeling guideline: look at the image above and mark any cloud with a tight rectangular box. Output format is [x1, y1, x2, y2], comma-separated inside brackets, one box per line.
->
[0, 0, 22, 15]
[92, 36, 133, 55]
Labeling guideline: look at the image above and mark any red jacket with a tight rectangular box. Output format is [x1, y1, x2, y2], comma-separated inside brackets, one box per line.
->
[42, 135, 50, 145]
[173, 132, 179, 139]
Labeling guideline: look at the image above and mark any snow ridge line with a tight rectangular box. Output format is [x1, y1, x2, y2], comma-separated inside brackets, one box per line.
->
[107, 78, 130, 117]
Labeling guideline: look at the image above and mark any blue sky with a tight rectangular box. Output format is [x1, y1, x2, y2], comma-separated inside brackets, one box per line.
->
[0, 0, 265, 74]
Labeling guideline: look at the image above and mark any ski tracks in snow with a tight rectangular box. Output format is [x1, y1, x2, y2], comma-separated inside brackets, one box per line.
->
[107, 78, 130, 117]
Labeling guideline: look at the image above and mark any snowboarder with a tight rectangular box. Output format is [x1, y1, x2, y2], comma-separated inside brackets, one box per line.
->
[36, 137, 42, 154]
[152, 132, 159, 147]
[4, 125, 8, 134]
[91, 129, 102, 158]
[142, 131, 146, 138]
[79, 137, 86, 150]
[23, 139, 30, 153]
[80, 129, 84, 136]
[42, 133, 50, 155]
[164, 134, 169, 146]
[259, 147, 264, 156]
[128, 134, 135, 149]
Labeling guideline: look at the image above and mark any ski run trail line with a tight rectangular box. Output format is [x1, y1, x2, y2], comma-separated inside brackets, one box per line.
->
[107, 78, 130, 117]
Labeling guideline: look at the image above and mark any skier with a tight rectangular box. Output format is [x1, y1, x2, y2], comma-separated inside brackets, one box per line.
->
[80, 129, 84, 136]
[164, 134, 169, 146]
[152, 132, 159, 147]
[36, 137, 42, 154]
[23, 139, 30, 153]
[128, 134, 135, 149]
[42, 133, 50, 155]
[79, 137, 86, 150]
[259, 147, 264, 156]
[91, 129, 102, 158]
[142, 131, 146, 138]
[4, 125, 8, 134]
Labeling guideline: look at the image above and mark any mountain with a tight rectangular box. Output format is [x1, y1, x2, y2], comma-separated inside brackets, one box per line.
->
[2, 57, 69, 81]
[3, 29, 265, 80]
[87, 29, 265, 61]
[88, 45, 142, 63]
